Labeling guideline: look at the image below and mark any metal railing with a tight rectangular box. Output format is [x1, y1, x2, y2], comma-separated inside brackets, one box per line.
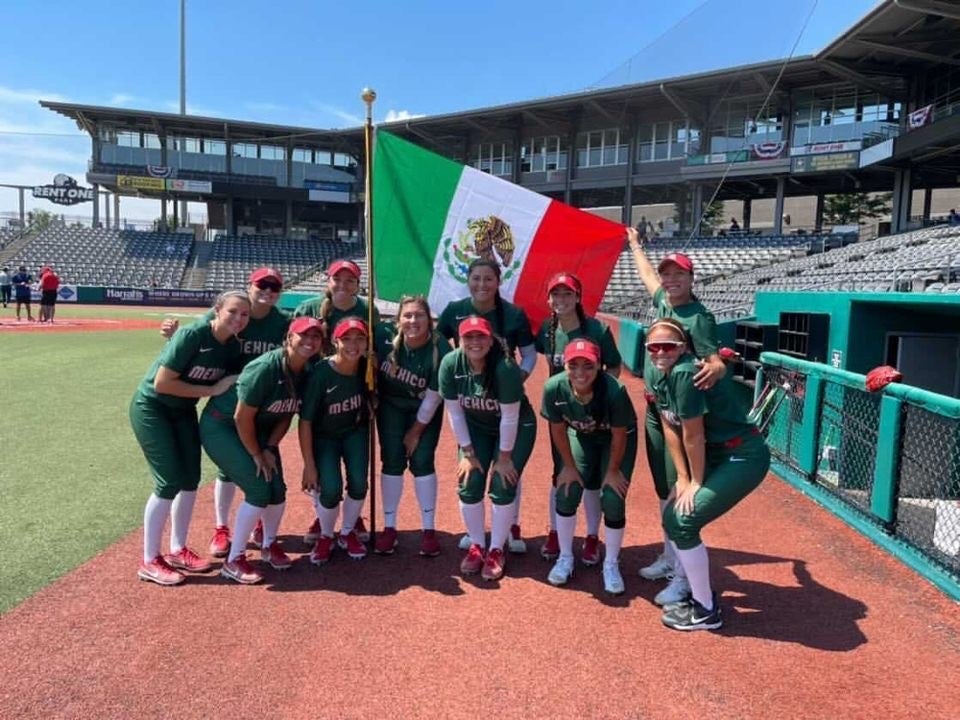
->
[757, 353, 960, 599]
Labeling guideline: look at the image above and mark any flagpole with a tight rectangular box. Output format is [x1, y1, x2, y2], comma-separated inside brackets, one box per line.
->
[361, 87, 377, 548]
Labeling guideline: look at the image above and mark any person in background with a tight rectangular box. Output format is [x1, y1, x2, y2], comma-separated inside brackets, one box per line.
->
[38, 266, 59, 323]
[0, 266, 11, 309]
[12, 266, 33, 322]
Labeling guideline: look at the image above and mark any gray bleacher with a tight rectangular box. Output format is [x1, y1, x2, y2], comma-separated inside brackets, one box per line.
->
[605, 225, 960, 321]
[288, 256, 371, 295]
[204, 235, 364, 290]
[7, 227, 192, 287]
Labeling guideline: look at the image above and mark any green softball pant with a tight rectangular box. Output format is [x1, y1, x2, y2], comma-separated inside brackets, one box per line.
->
[129, 394, 201, 500]
[554, 429, 638, 529]
[663, 436, 770, 550]
[199, 413, 286, 508]
[646, 404, 679, 500]
[312, 428, 369, 509]
[458, 417, 538, 506]
[376, 401, 442, 476]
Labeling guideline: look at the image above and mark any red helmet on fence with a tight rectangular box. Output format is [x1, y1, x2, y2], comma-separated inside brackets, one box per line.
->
[865, 365, 902, 393]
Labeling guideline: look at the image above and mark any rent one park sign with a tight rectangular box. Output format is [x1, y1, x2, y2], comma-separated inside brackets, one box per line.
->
[32, 174, 94, 205]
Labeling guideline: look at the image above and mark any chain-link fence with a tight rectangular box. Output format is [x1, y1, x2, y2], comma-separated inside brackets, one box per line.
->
[897, 404, 960, 579]
[758, 353, 960, 592]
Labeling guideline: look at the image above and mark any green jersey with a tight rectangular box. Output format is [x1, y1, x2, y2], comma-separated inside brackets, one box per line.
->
[206, 348, 307, 436]
[136, 322, 242, 409]
[196, 306, 291, 368]
[437, 297, 534, 353]
[652, 287, 718, 359]
[294, 295, 380, 326]
[374, 322, 450, 412]
[643, 354, 755, 444]
[541, 372, 636, 436]
[438, 349, 532, 434]
[535, 316, 622, 375]
[301, 358, 367, 437]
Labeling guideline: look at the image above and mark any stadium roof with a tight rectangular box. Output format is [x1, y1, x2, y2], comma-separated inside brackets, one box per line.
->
[39, 100, 361, 152]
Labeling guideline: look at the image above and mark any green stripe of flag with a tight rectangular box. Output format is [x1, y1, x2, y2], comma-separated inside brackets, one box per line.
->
[372, 130, 465, 301]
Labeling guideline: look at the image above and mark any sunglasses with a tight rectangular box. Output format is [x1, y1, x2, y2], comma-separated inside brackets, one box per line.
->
[645, 340, 685, 354]
[254, 280, 282, 292]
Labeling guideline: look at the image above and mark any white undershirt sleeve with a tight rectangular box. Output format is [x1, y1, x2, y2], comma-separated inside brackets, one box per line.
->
[415, 389, 442, 424]
[499, 401, 520, 452]
[443, 398, 473, 447]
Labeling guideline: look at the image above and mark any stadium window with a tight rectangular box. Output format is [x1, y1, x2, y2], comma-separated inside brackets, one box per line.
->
[333, 152, 355, 168]
[204, 139, 226, 155]
[292, 148, 312, 163]
[143, 133, 161, 149]
[474, 142, 511, 175]
[233, 142, 258, 158]
[673, 122, 694, 158]
[117, 131, 139, 148]
[99, 126, 117, 144]
[653, 123, 670, 161]
[260, 144, 284, 160]
[637, 124, 653, 162]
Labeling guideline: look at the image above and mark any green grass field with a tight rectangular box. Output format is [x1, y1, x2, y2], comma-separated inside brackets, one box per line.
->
[0, 323, 217, 613]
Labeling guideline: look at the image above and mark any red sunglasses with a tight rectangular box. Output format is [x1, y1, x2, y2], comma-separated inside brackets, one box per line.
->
[254, 279, 282, 292]
[645, 340, 685, 354]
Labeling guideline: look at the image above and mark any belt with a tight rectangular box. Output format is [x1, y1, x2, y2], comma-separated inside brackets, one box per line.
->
[709, 427, 759, 450]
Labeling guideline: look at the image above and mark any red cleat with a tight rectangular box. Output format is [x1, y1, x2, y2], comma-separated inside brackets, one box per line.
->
[209, 525, 231, 558]
[338, 530, 367, 560]
[419, 529, 441, 557]
[540, 530, 560, 560]
[164, 547, 213, 573]
[138, 555, 185, 586]
[482, 548, 506, 581]
[374, 526, 398, 555]
[460, 544, 485, 575]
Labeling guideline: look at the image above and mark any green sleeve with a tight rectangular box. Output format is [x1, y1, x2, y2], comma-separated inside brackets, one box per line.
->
[300, 366, 325, 422]
[513, 306, 534, 347]
[236, 357, 272, 408]
[533, 321, 547, 354]
[438, 351, 458, 400]
[607, 379, 637, 427]
[158, 326, 202, 374]
[672, 370, 708, 420]
[495, 359, 523, 404]
[652, 287, 667, 313]
[599, 324, 622, 369]
[294, 297, 321, 318]
[539, 377, 563, 422]
[688, 314, 719, 357]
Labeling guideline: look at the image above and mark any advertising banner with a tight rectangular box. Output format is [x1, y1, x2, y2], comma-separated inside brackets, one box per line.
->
[166, 179, 212, 193]
[28, 284, 78, 303]
[750, 141, 788, 160]
[686, 150, 749, 166]
[117, 175, 166, 191]
[32, 174, 94, 205]
[791, 152, 860, 173]
[101, 286, 219, 306]
[790, 140, 862, 156]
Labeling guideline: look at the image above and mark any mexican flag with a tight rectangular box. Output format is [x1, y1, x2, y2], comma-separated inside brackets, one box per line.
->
[372, 130, 626, 328]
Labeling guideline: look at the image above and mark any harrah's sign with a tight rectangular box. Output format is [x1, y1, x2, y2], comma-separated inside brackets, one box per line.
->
[32, 174, 94, 205]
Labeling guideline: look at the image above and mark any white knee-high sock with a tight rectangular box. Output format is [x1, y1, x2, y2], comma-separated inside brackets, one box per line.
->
[555, 513, 576, 560]
[460, 501, 485, 547]
[143, 495, 173, 563]
[317, 503, 339, 538]
[230, 502, 262, 561]
[341, 497, 364, 536]
[604, 526, 625, 567]
[583, 489, 602, 536]
[261, 502, 285, 548]
[675, 543, 712, 608]
[413, 473, 438, 530]
[512, 480, 523, 525]
[490, 500, 515, 551]
[669, 540, 687, 579]
[380, 473, 404, 529]
[214, 479, 236, 527]
[547, 489, 557, 531]
[660, 499, 676, 562]
[170, 490, 197, 553]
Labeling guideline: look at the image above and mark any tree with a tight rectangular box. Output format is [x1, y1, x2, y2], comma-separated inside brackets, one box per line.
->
[28, 209, 56, 231]
[823, 192, 892, 225]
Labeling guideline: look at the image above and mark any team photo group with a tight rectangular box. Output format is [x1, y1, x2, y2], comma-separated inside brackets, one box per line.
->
[129, 226, 770, 632]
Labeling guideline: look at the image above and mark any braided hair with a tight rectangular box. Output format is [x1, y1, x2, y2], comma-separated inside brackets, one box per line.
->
[546, 274, 588, 374]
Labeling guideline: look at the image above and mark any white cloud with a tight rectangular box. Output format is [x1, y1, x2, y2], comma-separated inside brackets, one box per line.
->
[244, 101, 288, 114]
[382, 109, 426, 123]
[309, 102, 363, 128]
[107, 93, 139, 107]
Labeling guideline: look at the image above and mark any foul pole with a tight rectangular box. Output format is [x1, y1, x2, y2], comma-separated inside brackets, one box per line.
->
[362, 87, 378, 546]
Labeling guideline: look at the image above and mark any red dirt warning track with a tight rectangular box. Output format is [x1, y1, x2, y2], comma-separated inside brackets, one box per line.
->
[0, 366, 957, 719]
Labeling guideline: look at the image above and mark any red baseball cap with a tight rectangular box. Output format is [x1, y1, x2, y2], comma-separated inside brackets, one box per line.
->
[288, 316, 324, 335]
[458, 316, 493, 337]
[563, 340, 601, 364]
[658, 253, 694, 274]
[332, 317, 368, 339]
[327, 259, 361, 278]
[547, 272, 582, 295]
[249, 267, 283, 284]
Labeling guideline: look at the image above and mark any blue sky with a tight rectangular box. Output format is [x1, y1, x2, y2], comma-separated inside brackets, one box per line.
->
[0, 0, 880, 220]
